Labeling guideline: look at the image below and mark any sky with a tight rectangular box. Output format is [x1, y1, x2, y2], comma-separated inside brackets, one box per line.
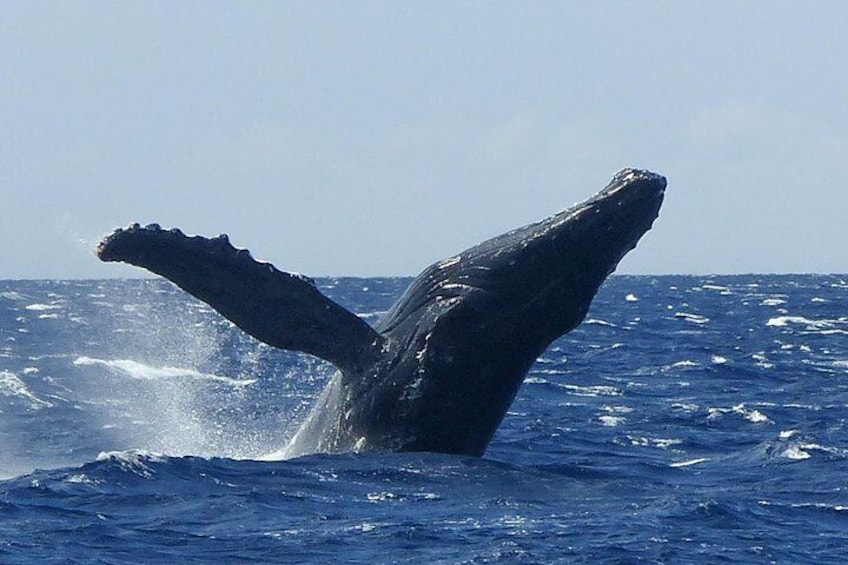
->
[2, 1, 847, 279]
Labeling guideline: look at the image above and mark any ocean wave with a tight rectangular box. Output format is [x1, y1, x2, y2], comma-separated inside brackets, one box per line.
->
[627, 436, 683, 449]
[766, 316, 848, 332]
[669, 457, 709, 468]
[585, 318, 622, 328]
[0, 370, 53, 409]
[674, 312, 710, 325]
[73, 356, 257, 387]
[24, 303, 65, 312]
[701, 284, 732, 294]
[2, 275, 848, 562]
[95, 450, 169, 478]
[556, 383, 622, 397]
[707, 403, 772, 424]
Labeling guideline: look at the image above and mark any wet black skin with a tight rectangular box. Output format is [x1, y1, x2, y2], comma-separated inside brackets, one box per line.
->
[98, 169, 665, 457]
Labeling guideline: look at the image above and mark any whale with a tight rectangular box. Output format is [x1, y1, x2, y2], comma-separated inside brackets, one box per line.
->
[97, 168, 665, 457]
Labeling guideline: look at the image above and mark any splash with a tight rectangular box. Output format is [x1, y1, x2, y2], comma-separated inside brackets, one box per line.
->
[73, 356, 256, 387]
[69, 282, 317, 461]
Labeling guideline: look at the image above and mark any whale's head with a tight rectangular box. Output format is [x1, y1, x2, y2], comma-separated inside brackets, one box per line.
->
[369, 169, 665, 454]
[379, 168, 665, 345]
[538, 168, 667, 297]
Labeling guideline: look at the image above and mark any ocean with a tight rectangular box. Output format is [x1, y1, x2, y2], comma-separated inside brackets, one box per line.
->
[1, 275, 846, 563]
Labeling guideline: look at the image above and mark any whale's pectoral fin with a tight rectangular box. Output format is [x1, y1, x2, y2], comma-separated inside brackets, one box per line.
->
[97, 224, 383, 375]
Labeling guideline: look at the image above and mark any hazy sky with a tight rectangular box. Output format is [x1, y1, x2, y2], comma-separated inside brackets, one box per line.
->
[3, 2, 846, 279]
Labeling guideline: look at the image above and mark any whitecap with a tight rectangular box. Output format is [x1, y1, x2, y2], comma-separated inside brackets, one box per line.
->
[669, 457, 709, 468]
[702, 284, 733, 295]
[598, 415, 625, 426]
[707, 403, 771, 424]
[65, 474, 100, 486]
[625, 293, 638, 302]
[781, 445, 811, 460]
[585, 318, 619, 327]
[534, 356, 558, 365]
[766, 316, 843, 331]
[796, 443, 848, 457]
[742, 407, 770, 424]
[0, 370, 53, 409]
[73, 356, 256, 387]
[790, 502, 848, 512]
[524, 376, 550, 384]
[760, 298, 786, 306]
[671, 360, 700, 368]
[96, 449, 168, 463]
[366, 492, 400, 503]
[24, 303, 63, 311]
[628, 436, 683, 449]
[766, 316, 808, 327]
[532, 368, 567, 376]
[674, 312, 710, 325]
[557, 383, 622, 397]
[95, 450, 168, 478]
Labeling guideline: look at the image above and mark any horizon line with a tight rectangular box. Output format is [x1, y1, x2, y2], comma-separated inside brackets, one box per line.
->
[2, 272, 847, 283]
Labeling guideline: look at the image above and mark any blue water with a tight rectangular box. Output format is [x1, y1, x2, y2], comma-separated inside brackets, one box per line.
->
[1, 275, 846, 563]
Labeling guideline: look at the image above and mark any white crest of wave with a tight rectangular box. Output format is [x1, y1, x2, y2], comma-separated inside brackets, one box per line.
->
[707, 403, 772, 424]
[766, 316, 848, 333]
[674, 312, 710, 325]
[73, 356, 256, 387]
[669, 457, 709, 468]
[701, 284, 731, 294]
[781, 445, 811, 460]
[670, 360, 700, 368]
[585, 318, 620, 328]
[628, 436, 683, 449]
[24, 303, 64, 311]
[558, 383, 622, 397]
[599, 415, 625, 426]
[0, 370, 53, 409]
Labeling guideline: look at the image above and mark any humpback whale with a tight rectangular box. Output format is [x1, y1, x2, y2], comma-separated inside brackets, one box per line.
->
[98, 168, 665, 457]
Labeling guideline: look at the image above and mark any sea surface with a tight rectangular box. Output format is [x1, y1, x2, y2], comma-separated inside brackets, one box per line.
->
[1, 275, 846, 563]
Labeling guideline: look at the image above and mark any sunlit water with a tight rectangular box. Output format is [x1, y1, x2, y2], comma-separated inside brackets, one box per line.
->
[1, 275, 846, 563]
